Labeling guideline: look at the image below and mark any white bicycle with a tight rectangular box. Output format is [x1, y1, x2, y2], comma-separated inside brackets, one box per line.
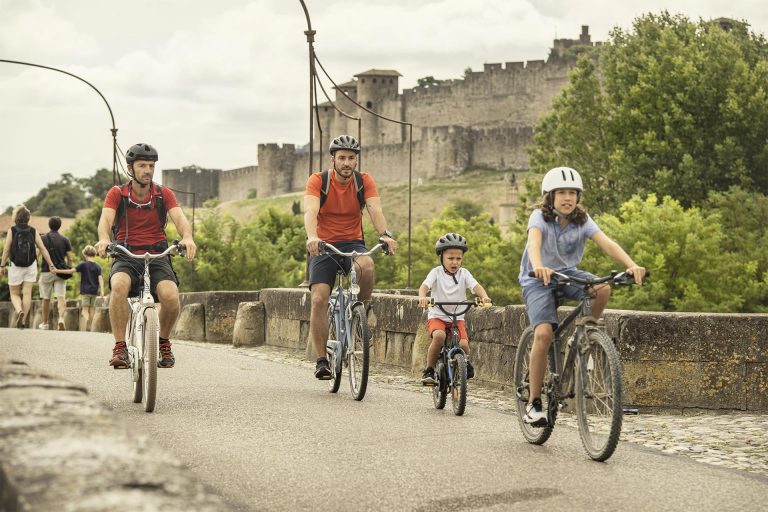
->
[107, 241, 185, 413]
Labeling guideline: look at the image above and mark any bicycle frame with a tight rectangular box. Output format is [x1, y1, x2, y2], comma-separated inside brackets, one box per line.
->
[433, 302, 474, 388]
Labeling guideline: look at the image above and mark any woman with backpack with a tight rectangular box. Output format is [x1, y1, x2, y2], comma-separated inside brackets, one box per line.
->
[0, 205, 56, 328]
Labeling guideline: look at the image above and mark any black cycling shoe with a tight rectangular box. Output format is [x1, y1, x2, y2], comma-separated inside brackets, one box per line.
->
[421, 367, 437, 386]
[315, 358, 332, 380]
[466, 360, 475, 379]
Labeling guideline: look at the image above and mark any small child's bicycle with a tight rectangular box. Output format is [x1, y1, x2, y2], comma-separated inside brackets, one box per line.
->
[318, 240, 388, 401]
[514, 270, 647, 461]
[107, 241, 185, 413]
[426, 297, 488, 416]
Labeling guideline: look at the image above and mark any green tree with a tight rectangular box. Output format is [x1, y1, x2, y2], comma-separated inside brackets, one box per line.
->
[581, 194, 767, 312]
[531, 12, 768, 211]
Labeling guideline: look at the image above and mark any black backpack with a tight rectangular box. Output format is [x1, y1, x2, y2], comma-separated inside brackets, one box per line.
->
[111, 182, 167, 242]
[10, 225, 36, 267]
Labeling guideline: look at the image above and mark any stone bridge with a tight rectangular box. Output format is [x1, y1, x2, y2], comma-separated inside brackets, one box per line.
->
[2, 289, 766, 412]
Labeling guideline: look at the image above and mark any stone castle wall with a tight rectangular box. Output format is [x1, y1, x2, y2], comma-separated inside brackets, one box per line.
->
[163, 28, 592, 203]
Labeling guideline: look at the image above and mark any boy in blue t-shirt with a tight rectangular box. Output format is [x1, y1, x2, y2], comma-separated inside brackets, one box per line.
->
[519, 167, 645, 427]
[52, 245, 104, 331]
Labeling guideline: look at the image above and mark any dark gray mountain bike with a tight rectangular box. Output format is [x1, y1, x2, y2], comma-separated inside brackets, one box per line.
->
[514, 270, 647, 461]
[319, 240, 388, 401]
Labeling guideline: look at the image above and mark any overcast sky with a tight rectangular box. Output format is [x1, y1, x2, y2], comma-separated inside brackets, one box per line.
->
[1, 0, 766, 212]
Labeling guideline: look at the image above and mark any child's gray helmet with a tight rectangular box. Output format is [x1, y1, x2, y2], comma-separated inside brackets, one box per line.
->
[435, 233, 468, 256]
[329, 135, 361, 155]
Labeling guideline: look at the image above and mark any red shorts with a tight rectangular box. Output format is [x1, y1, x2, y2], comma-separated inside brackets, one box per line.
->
[428, 318, 468, 341]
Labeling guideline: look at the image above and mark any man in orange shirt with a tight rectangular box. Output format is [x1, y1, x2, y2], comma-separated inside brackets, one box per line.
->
[304, 135, 397, 379]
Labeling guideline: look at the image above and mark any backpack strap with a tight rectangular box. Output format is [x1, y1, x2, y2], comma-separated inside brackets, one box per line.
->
[319, 170, 366, 211]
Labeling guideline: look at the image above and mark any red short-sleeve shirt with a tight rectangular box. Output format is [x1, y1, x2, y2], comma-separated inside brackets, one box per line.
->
[306, 171, 378, 242]
[105, 183, 179, 249]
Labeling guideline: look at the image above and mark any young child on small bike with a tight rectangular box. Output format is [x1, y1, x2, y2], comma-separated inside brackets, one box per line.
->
[520, 167, 645, 426]
[418, 233, 492, 386]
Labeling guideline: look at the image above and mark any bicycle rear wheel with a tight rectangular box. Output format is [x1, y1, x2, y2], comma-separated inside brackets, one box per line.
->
[327, 305, 342, 393]
[432, 360, 447, 409]
[575, 329, 623, 461]
[513, 327, 555, 444]
[451, 353, 468, 416]
[348, 304, 371, 401]
[142, 308, 159, 413]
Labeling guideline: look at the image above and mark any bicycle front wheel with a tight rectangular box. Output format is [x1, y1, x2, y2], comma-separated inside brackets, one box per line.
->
[451, 353, 468, 416]
[432, 361, 447, 409]
[348, 304, 371, 401]
[327, 306, 342, 393]
[513, 327, 555, 445]
[142, 308, 159, 413]
[575, 329, 623, 461]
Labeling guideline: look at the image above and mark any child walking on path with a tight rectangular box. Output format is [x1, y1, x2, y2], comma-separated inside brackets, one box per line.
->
[418, 233, 492, 386]
[52, 245, 104, 331]
[519, 167, 645, 427]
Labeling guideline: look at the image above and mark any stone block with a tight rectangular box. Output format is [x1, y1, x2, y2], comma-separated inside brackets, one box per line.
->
[202, 291, 260, 342]
[233, 302, 266, 347]
[63, 307, 80, 331]
[624, 361, 746, 410]
[410, 320, 431, 374]
[0, 302, 13, 327]
[382, 331, 414, 367]
[174, 303, 206, 341]
[91, 307, 111, 333]
[265, 316, 304, 351]
[259, 288, 310, 320]
[745, 363, 768, 411]
[371, 293, 421, 332]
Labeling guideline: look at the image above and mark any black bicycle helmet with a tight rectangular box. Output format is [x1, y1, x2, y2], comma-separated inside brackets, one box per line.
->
[435, 233, 468, 256]
[125, 143, 159, 164]
[329, 135, 361, 155]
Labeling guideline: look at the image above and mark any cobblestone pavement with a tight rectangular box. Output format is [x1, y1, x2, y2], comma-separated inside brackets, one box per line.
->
[193, 342, 768, 477]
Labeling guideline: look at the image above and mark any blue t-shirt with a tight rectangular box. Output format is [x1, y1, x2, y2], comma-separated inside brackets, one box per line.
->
[519, 209, 600, 287]
[76, 261, 103, 295]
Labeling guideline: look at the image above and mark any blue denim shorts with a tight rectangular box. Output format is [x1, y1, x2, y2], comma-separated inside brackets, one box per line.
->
[522, 268, 597, 329]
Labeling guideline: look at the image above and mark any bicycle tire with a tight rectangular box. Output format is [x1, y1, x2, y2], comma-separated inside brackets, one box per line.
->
[575, 328, 623, 461]
[432, 361, 447, 409]
[451, 353, 468, 416]
[327, 305, 342, 393]
[348, 304, 370, 401]
[513, 327, 555, 445]
[128, 311, 142, 403]
[142, 308, 159, 412]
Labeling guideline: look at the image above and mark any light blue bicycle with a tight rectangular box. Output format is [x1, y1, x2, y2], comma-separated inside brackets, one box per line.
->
[319, 240, 388, 401]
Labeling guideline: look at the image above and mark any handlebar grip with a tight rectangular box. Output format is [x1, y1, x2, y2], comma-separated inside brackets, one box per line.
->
[528, 271, 536, 278]
[317, 241, 326, 252]
[378, 238, 390, 255]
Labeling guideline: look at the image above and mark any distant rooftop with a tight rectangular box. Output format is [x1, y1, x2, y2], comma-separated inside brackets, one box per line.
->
[334, 80, 358, 89]
[354, 69, 402, 77]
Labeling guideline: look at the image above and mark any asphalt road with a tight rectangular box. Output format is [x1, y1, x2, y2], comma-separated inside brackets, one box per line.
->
[2, 328, 766, 511]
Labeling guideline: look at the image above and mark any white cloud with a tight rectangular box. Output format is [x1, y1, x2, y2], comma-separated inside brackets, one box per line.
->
[1, 0, 767, 210]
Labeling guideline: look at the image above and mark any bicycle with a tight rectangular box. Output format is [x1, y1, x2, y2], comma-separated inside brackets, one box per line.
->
[318, 239, 388, 401]
[513, 270, 647, 461]
[426, 297, 490, 416]
[107, 240, 185, 413]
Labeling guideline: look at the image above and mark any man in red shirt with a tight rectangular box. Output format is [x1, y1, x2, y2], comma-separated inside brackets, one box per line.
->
[95, 143, 197, 369]
[304, 135, 397, 379]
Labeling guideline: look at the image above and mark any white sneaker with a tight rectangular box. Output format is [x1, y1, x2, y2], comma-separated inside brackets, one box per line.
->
[524, 399, 548, 427]
[38, 323, 49, 330]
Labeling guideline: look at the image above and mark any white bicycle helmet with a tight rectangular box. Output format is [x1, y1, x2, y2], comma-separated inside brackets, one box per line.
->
[541, 167, 583, 195]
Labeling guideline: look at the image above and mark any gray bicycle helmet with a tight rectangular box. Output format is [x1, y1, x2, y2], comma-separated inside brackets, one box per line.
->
[329, 135, 361, 155]
[435, 233, 468, 256]
[125, 143, 159, 164]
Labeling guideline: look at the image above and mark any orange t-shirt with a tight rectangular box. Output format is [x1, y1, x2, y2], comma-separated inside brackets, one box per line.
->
[306, 170, 379, 242]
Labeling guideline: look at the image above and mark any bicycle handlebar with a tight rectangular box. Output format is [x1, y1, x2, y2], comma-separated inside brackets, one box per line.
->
[318, 239, 390, 257]
[527, 269, 650, 286]
[107, 240, 186, 260]
[425, 297, 492, 317]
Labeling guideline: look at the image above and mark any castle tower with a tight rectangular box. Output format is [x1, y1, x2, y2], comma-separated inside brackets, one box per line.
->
[353, 69, 402, 147]
[256, 144, 296, 198]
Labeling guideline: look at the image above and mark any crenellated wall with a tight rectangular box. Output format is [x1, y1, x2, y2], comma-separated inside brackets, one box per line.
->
[163, 28, 592, 203]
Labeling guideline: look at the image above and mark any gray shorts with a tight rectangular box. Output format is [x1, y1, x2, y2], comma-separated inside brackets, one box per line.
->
[522, 268, 597, 329]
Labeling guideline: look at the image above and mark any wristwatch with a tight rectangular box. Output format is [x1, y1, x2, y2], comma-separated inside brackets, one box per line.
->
[380, 230, 393, 238]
